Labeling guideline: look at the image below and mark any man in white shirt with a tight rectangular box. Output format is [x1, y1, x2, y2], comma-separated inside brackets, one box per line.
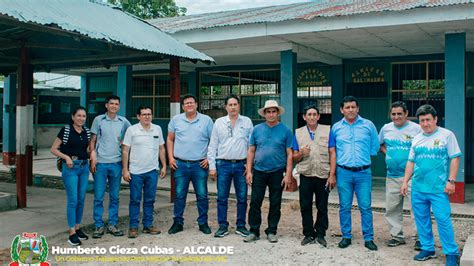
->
[122, 106, 167, 239]
[208, 95, 253, 238]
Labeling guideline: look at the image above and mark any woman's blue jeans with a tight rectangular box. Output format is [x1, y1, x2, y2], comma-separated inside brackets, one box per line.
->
[62, 160, 90, 228]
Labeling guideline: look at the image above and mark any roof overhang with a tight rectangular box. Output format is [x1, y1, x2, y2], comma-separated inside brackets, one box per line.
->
[0, 0, 214, 75]
[150, 4, 474, 66]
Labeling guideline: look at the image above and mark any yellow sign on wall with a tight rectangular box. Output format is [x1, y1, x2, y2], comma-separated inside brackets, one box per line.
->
[297, 68, 328, 86]
[352, 67, 385, 83]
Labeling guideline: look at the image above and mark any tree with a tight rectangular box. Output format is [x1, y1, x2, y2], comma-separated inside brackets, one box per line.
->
[108, 0, 186, 19]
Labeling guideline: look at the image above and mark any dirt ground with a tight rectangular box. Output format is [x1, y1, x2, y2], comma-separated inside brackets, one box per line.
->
[43, 197, 473, 265]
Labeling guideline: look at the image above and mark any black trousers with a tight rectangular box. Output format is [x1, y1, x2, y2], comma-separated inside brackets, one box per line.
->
[248, 169, 284, 237]
[299, 174, 329, 237]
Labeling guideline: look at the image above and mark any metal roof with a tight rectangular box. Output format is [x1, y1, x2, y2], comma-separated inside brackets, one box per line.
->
[0, 0, 213, 63]
[149, 0, 474, 33]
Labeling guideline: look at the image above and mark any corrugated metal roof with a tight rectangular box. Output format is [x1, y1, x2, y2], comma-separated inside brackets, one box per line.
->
[0, 0, 213, 62]
[149, 0, 474, 33]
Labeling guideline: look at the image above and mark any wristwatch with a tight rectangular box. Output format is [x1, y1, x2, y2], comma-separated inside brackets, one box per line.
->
[448, 179, 456, 185]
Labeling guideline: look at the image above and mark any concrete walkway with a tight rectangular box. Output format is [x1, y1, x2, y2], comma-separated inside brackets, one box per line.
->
[0, 149, 473, 250]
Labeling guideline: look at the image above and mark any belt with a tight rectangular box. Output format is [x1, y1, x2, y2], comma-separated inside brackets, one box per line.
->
[337, 164, 371, 172]
[218, 159, 246, 163]
[175, 157, 204, 163]
[72, 159, 88, 166]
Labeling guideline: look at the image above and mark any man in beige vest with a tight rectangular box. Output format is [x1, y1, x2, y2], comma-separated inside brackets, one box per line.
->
[293, 104, 335, 247]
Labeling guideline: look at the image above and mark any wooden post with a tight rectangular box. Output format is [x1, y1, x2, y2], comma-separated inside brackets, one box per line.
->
[16, 47, 34, 208]
[170, 57, 181, 203]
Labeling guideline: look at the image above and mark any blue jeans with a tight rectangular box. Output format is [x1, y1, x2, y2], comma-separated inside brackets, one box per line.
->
[129, 170, 158, 228]
[412, 191, 459, 255]
[216, 160, 247, 228]
[173, 160, 209, 225]
[336, 167, 374, 241]
[93, 162, 122, 227]
[62, 160, 90, 228]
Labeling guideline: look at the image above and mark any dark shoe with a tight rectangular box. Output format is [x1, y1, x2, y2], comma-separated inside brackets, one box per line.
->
[267, 233, 278, 243]
[68, 233, 81, 246]
[414, 240, 422, 251]
[143, 226, 161, 235]
[414, 250, 436, 261]
[214, 226, 229, 238]
[107, 225, 124, 237]
[168, 223, 183, 234]
[364, 240, 378, 251]
[92, 227, 105, 239]
[235, 226, 250, 237]
[243, 233, 260, 243]
[338, 238, 352, 248]
[128, 228, 138, 239]
[301, 236, 315, 246]
[445, 254, 459, 266]
[199, 223, 211, 234]
[75, 229, 89, 241]
[316, 236, 327, 247]
[386, 238, 406, 247]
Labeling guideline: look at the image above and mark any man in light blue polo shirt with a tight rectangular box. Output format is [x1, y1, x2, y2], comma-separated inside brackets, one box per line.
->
[167, 94, 214, 235]
[401, 105, 461, 266]
[379, 101, 421, 249]
[89, 95, 130, 238]
[208, 94, 253, 238]
[328, 96, 379, 251]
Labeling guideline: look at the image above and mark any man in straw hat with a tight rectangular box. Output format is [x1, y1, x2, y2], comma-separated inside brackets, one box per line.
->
[244, 100, 294, 243]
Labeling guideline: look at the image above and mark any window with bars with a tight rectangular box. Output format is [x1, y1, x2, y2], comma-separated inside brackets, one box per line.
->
[392, 61, 445, 120]
[199, 70, 280, 119]
[131, 74, 188, 119]
[297, 86, 332, 114]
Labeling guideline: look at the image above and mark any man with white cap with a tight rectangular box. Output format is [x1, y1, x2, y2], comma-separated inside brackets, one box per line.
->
[244, 100, 294, 243]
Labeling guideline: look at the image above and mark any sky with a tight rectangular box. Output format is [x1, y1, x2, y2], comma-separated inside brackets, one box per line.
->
[175, 0, 313, 15]
[34, 73, 81, 89]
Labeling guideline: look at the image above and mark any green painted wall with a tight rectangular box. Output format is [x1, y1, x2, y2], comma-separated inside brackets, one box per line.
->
[89, 75, 117, 94]
[344, 61, 391, 177]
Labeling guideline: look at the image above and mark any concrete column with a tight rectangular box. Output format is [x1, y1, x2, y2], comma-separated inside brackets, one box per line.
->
[3, 74, 17, 166]
[80, 74, 87, 108]
[280, 50, 298, 130]
[117, 65, 132, 118]
[331, 65, 344, 124]
[445, 32, 466, 203]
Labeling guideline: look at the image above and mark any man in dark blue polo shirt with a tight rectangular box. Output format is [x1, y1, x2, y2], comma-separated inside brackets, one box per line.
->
[244, 100, 294, 244]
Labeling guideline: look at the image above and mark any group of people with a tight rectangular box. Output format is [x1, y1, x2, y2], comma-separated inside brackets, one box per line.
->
[51, 93, 461, 265]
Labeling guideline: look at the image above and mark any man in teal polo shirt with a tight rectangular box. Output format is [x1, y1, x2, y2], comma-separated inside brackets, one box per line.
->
[379, 101, 421, 249]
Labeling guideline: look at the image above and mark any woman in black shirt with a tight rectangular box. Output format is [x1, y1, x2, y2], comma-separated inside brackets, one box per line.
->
[51, 106, 91, 246]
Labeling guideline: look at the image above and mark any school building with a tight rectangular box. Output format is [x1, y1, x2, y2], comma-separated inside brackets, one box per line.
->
[19, 1, 474, 202]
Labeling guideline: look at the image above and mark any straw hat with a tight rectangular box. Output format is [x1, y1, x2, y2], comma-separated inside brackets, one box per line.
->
[257, 100, 285, 117]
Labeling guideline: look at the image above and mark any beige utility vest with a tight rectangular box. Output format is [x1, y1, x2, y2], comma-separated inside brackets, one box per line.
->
[295, 124, 330, 179]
